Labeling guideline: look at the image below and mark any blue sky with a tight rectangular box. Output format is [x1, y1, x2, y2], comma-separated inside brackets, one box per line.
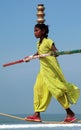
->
[0, 0, 81, 115]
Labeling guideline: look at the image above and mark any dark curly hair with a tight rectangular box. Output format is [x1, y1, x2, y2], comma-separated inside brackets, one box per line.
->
[34, 24, 49, 38]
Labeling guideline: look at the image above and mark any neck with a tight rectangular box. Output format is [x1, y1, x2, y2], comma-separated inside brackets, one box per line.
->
[39, 37, 45, 43]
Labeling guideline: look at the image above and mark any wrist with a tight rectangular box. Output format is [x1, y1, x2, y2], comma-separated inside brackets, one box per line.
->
[29, 55, 34, 59]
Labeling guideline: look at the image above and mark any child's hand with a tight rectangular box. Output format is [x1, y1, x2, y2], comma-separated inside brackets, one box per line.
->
[53, 51, 59, 57]
[23, 56, 31, 62]
[54, 52, 59, 57]
[23, 55, 34, 62]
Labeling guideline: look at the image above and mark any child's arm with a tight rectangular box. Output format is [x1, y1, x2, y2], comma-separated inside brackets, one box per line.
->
[51, 43, 59, 57]
[24, 52, 38, 62]
[51, 43, 58, 51]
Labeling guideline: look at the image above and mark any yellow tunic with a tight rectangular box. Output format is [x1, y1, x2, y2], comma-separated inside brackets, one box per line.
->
[34, 38, 80, 112]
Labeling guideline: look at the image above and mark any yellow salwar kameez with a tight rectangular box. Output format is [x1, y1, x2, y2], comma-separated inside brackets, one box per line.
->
[34, 38, 80, 112]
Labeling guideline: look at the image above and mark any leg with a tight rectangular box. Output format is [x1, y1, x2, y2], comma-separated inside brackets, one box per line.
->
[57, 94, 77, 122]
[25, 73, 52, 122]
[31, 112, 40, 118]
[65, 108, 75, 117]
[34, 73, 52, 111]
[64, 108, 77, 122]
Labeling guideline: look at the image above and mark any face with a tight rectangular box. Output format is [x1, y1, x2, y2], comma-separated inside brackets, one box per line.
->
[34, 27, 44, 38]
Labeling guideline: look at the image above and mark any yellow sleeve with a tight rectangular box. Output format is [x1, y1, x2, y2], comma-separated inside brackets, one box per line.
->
[47, 39, 55, 49]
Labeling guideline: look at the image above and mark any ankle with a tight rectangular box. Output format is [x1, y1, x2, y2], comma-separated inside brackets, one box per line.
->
[66, 108, 75, 117]
[34, 112, 40, 118]
[67, 113, 75, 118]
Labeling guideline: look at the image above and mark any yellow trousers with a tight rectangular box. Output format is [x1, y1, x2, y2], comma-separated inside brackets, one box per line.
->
[34, 73, 74, 112]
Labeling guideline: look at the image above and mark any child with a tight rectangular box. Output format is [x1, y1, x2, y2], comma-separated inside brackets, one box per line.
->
[25, 23, 80, 122]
